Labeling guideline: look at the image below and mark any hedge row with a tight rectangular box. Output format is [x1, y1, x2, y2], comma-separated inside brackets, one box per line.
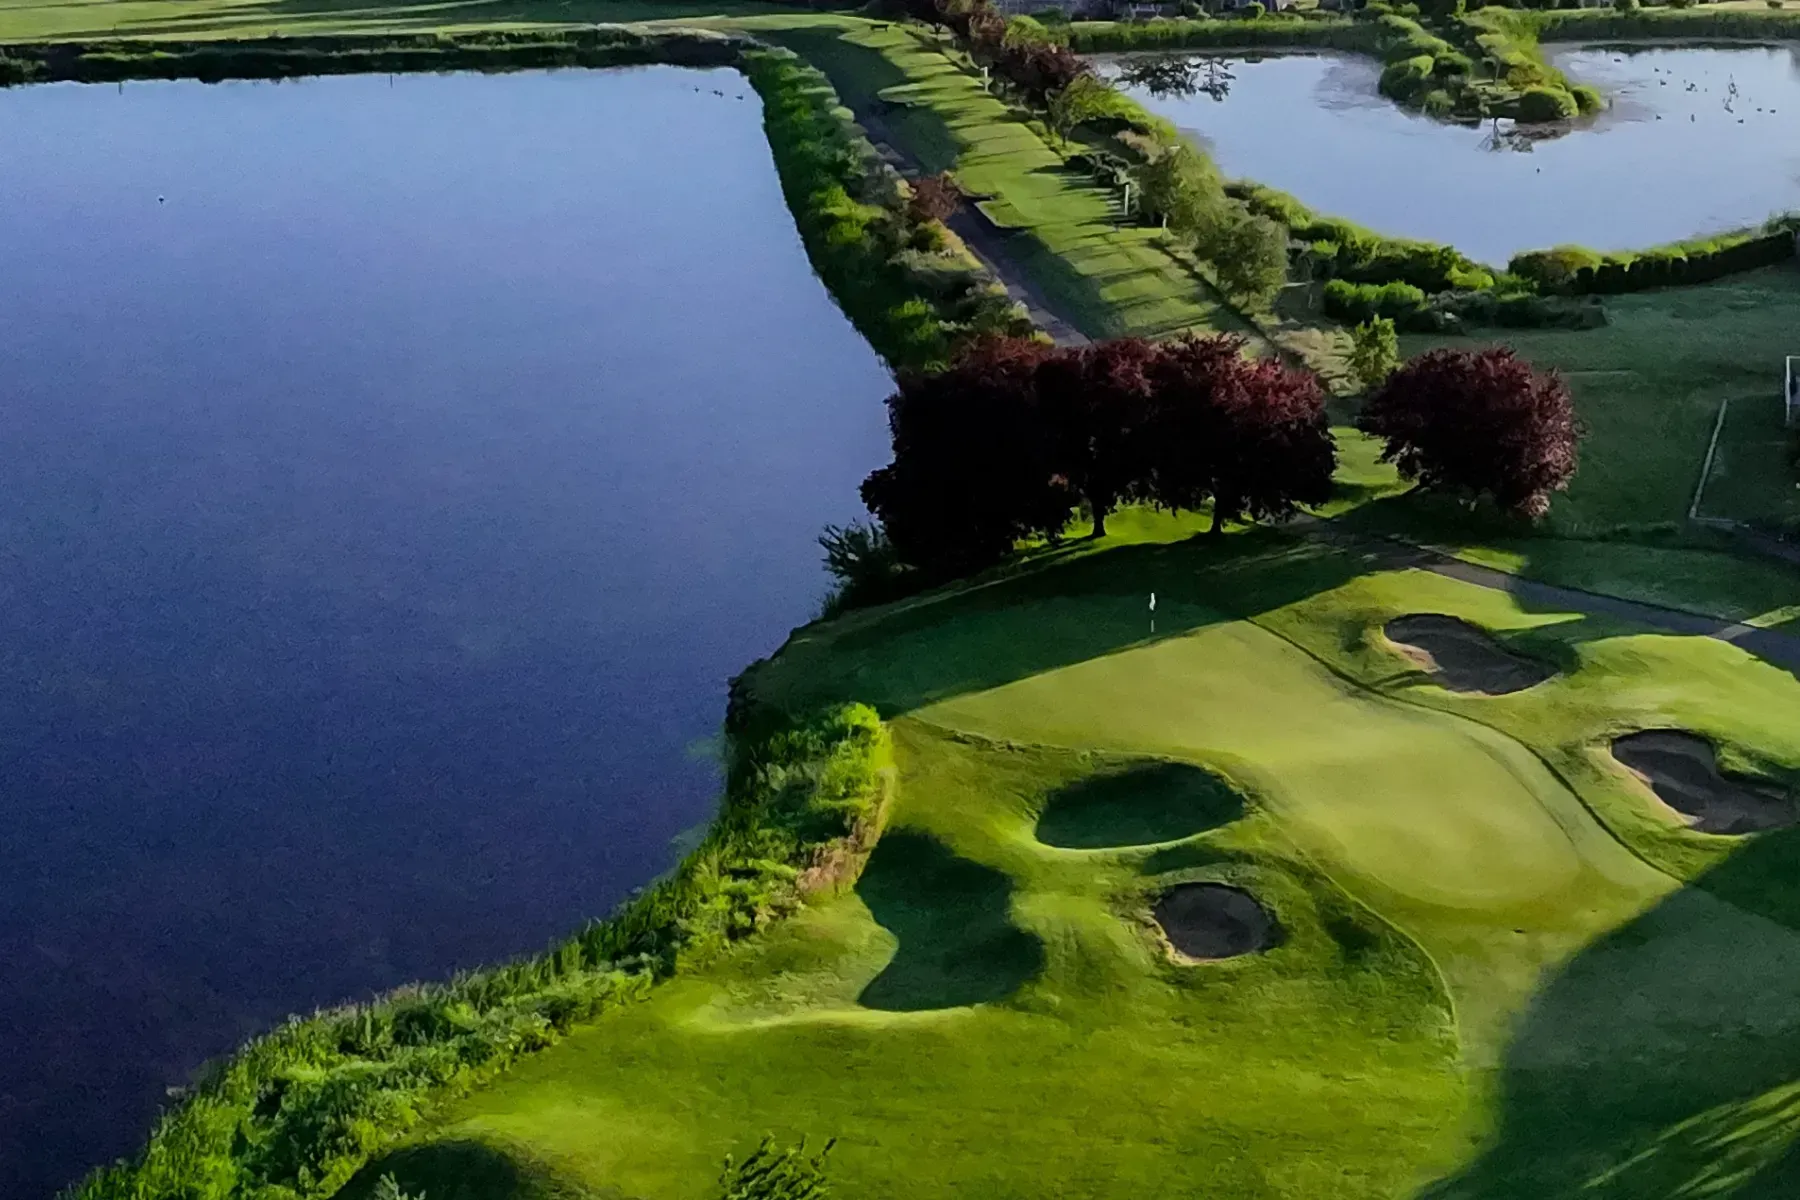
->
[1229, 180, 1497, 293]
[1323, 278, 1605, 330]
[747, 46, 1030, 371]
[1510, 218, 1800, 293]
[66, 697, 892, 1200]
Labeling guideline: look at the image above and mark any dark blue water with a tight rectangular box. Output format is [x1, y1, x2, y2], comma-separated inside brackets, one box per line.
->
[0, 65, 892, 1196]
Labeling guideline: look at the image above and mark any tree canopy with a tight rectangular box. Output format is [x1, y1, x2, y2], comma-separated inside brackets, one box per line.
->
[1357, 345, 1581, 518]
[862, 334, 1338, 570]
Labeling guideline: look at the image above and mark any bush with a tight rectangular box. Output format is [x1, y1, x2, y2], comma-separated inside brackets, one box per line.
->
[1243, 2, 1266, 15]
[1323, 278, 1429, 323]
[1569, 83, 1603, 112]
[1613, 0, 1638, 8]
[1508, 244, 1603, 289]
[1379, 52, 1435, 100]
[818, 521, 913, 612]
[1511, 221, 1800, 294]
[1515, 85, 1577, 121]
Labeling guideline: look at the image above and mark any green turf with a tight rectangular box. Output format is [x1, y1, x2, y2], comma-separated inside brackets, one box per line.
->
[1446, 537, 1800, 629]
[759, 20, 1246, 341]
[1403, 267, 1800, 535]
[371, 532, 1800, 1199]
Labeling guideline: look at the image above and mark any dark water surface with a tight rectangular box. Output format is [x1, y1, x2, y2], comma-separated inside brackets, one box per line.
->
[0, 65, 891, 1196]
[1114, 45, 1800, 265]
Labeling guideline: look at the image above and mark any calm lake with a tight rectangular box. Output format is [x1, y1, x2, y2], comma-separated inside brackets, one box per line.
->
[1113, 44, 1800, 265]
[0, 65, 891, 1195]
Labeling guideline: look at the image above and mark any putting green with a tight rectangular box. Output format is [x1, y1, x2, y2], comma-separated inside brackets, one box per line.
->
[359, 542, 1800, 1200]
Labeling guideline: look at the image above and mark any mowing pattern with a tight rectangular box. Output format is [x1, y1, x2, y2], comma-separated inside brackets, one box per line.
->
[396, 545, 1800, 1200]
[1612, 729, 1796, 834]
[1385, 613, 1555, 694]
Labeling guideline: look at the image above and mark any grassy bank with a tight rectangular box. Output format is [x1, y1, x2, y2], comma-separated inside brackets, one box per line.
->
[763, 18, 1248, 340]
[65, 699, 892, 1200]
[362, 528, 1800, 1200]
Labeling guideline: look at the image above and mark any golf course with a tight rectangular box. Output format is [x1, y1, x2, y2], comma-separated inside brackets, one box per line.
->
[6, 0, 1800, 1197]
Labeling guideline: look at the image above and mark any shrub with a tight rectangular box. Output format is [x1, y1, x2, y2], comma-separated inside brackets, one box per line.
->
[1515, 85, 1577, 121]
[1508, 244, 1603, 289]
[1613, 0, 1639, 8]
[1323, 278, 1429, 322]
[1569, 83, 1603, 113]
[1205, 208, 1291, 307]
[1378, 52, 1435, 100]
[719, 1137, 835, 1200]
[818, 521, 912, 612]
[1348, 317, 1401, 393]
[1243, 2, 1266, 15]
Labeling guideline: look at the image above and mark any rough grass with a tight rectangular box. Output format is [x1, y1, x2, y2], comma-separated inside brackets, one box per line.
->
[380, 532, 1800, 1199]
[759, 19, 1248, 341]
[1402, 266, 1800, 534]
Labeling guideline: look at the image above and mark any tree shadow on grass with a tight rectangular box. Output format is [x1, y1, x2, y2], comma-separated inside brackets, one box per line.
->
[1035, 761, 1243, 850]
[1424, 824, 1800, 1200]
[774, 530, 1387, 719]
[855, 831, 1044, 1011]
[340, 1139, 613, 1200]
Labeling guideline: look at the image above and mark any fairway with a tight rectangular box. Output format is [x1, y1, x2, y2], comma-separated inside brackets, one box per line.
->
[349, 535, 1800, 1200]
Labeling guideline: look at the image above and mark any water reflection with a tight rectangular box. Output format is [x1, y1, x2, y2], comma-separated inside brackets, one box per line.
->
[1113, 45, 1800, 263]
[0, 65, 891, 1195]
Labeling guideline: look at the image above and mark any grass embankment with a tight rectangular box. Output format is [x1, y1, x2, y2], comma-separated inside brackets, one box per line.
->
[66, 701, 893, 1199]
[760, 18, 1249, 341]
[370, 529, 1800, 1200]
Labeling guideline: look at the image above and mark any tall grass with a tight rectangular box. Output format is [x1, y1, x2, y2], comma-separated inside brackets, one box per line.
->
[64, 699, 892, 1200]
[746, 46, 1029, 373]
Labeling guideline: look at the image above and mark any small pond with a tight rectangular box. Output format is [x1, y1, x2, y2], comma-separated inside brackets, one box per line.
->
[0, 65, 892, 1195]
[1112, 45, 1800, 265]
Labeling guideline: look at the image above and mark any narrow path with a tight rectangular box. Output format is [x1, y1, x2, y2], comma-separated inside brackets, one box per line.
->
[1322, 529, 1800, 672]
[859, 109, 1089, 347]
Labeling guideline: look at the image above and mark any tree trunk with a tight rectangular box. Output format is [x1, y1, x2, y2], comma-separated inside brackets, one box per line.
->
[1209, 502, 1228, 536]
[1090, 499, 1109, 539]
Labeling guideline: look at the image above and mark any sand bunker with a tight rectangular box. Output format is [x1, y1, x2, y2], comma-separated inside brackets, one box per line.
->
[1384, 614, 1553, 695]
[1153, 883, 1274, 960]
[1612, 730, 1796, 835]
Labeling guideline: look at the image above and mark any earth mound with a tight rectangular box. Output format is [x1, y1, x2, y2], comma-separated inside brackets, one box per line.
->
[1153, 883, 1274, 960]
[1384, 614, 1553, 695]
[1611, 730, 1795, 835]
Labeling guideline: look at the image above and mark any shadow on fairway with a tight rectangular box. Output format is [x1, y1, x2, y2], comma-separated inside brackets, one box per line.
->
[777, 531, 1389, 718]
[1424, 825, 1800, 1200]
[1035, 761, 1244, 849]
[340, 1139, 609, 1200]
[856, 830, 1044, 1011]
